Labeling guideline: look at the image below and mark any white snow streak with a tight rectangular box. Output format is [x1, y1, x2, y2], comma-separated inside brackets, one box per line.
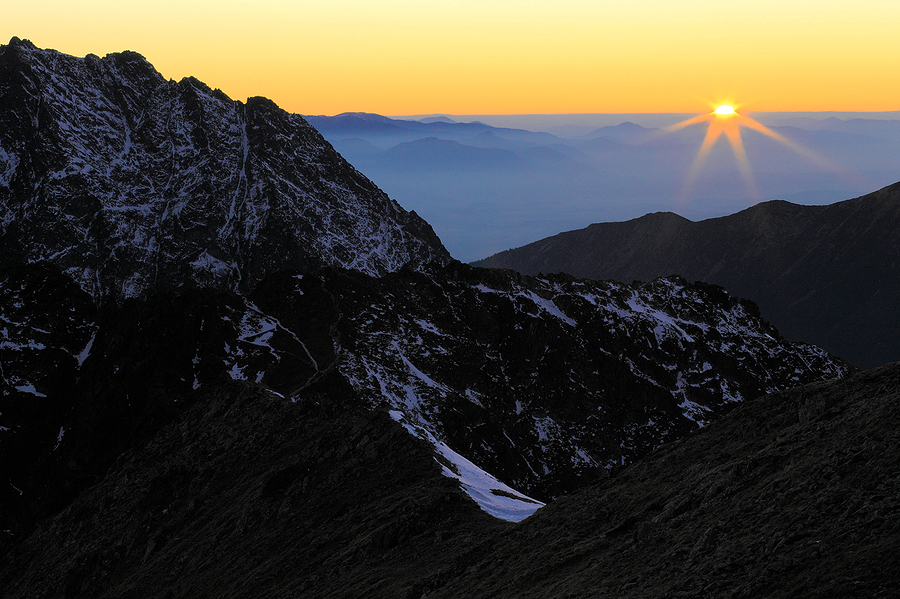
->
[390, 411, 543, 522]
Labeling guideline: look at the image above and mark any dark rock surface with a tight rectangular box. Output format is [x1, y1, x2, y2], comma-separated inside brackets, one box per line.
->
[475, 181, 900, 369]
[0, 263, 97, 529]
[411, 362, 900, 599]
[0, 379, 508, 599]
[0, 263, 328, 551]
[0, 38, 449, 301]
[1, 360, 896, 599]
[286, 262, 851, 500]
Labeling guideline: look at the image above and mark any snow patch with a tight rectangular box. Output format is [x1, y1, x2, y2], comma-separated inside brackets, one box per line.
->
[526, 290, 576, 327]
[474, 284, 502, 295]
[0, 145, 18, 187]
[14, 383, 46, 397]
[393, 341, 448, 395]
[190, 252, 237, 276]
[390, 411, 543, 522]
[192, 353, 201, 390]
[415, 319, 442, 335]
[75, 332, 97, 368]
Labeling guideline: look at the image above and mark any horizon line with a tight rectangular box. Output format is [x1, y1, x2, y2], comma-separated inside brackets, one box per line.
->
[386, 110, 900, 118]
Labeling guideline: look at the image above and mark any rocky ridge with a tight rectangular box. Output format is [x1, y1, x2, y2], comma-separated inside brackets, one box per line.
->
[475, 181, 900, 369]
[0, 379, 511, 599]
[1, 260, 853, 541]
[0, 37, 449, 300]
[410, 362, 900, 599]
[308, 263, 850, 499]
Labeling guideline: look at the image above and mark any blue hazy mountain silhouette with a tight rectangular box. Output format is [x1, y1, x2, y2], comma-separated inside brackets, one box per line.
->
[306, 112, 900, 262]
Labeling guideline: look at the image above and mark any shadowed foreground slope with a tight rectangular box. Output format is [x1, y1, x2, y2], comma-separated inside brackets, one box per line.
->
[0, 377, 508, 599]
[416, 362, 900, 599]
[2, 363, 897, 598]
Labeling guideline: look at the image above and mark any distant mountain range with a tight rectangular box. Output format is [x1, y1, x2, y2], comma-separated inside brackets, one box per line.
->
[306, 112, 900, 262]
[476, 182, 900, 369]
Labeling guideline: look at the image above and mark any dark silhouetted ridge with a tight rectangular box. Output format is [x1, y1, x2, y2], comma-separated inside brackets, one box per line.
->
[476, 181, 900, 368]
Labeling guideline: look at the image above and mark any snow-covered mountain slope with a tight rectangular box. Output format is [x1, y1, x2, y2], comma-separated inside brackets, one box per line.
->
[260, 263, 851, 500]
[0, 261, 851, 534]
[0, 38, 449, 300]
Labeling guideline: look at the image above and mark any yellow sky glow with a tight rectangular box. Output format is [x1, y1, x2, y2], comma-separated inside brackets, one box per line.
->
[4, 0, 900, 115]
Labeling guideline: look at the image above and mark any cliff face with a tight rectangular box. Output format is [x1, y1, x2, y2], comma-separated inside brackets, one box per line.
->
[0, 37, 449, 300]
[305, 263, 851, 500]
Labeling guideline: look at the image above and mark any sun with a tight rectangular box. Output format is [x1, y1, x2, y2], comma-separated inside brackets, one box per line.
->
[666, 103, 839, 203]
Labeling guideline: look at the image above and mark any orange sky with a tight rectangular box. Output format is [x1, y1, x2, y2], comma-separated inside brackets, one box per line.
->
[5, 1, 900, 115]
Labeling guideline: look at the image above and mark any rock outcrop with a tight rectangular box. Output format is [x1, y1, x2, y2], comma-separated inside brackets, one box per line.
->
[0, 37, 449, 301]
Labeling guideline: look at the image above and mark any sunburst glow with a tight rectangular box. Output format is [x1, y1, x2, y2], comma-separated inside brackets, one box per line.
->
[667, 104, 840, 202]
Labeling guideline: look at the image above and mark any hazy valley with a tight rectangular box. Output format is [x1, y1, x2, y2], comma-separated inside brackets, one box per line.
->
[306, 112, 900, 262]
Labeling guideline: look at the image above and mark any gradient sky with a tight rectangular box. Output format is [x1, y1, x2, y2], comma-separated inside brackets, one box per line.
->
[5, 0, 900, 116]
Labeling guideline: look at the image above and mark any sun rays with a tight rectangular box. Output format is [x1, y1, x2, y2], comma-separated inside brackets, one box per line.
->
[667, 104, 841, 202]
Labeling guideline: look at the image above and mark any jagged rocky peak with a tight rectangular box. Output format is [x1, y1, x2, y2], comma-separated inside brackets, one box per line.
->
[251, 263, 853, 501]
[0, 38, 450, 301]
